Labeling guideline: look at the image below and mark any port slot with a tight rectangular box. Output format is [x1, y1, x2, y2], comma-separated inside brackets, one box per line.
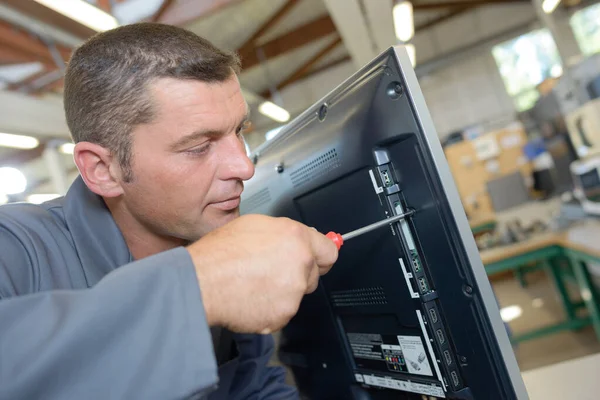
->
[444, 350, 452, 366]
[418, 278, 428, 293]
[450, 371, 460, 387]
[428, 308, 438, 324]
[436, 329, 445, 345]
[412, 255, 421, 273]
[381, 169, 392, 187]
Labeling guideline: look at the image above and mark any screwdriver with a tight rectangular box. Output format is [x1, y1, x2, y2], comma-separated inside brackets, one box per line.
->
[325, 210, 415, 250]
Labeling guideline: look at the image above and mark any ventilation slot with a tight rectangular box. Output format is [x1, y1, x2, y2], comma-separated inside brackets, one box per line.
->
[331, 286, 388, 307]
[242, 188, 271, 212]
[290, 149, 340, 188]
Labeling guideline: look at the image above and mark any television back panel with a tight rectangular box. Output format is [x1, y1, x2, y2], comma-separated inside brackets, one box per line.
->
[241, 47, 528, 400]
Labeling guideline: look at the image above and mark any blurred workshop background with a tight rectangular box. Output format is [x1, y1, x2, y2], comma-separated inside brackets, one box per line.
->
[1, 0, 600, 397]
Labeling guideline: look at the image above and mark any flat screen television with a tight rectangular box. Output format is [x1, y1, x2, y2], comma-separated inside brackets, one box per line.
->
[240, 46, 528, 400]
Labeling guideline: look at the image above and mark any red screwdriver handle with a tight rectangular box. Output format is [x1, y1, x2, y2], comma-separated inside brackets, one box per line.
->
[326, 232, 344, 250]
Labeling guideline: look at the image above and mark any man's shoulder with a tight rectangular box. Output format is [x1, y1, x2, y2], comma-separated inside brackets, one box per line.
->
[0, 199, 68, 241]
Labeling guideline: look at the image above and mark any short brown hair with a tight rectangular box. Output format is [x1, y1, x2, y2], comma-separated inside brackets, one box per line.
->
[64, 23, 241, 182]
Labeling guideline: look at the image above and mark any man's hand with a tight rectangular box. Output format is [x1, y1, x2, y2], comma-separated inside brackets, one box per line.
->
[187, 214, 338, 334]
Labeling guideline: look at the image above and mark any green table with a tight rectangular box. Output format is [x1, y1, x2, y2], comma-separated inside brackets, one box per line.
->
[480, 231, 600, 343]
[470, 216, 497, 236]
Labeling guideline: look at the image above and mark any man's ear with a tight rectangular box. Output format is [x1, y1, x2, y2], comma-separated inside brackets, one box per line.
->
[73, 142, 125, 198]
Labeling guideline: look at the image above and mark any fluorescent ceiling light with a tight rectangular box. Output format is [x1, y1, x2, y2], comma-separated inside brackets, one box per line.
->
[393, 1, 414, 42]
[542, 0, 561, 13]
[258, 101, 290, 123]
[0, 132, 39, 150]
[34, 0, 119, 32]
[500, 305, 523, 323]
[0, 167, 27, 195]
[404, 43, 416, 67]
[27, 193, 61, 204]
[59, 143, 75, 155]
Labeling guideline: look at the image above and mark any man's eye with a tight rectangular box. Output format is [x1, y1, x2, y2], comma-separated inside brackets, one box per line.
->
[186, 143, 211, 155]
[236, 121, 251, 135]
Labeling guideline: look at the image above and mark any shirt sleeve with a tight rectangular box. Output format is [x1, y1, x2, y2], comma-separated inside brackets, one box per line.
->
[0, 236, 219, 399]
[229, 333, 299, 399]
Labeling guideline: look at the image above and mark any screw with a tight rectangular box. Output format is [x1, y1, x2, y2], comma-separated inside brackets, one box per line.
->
[275, 164, 284, 173]
[463, 284, 473, 295]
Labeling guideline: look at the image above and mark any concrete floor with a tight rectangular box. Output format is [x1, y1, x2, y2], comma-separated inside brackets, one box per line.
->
[492, 270, 600, 372]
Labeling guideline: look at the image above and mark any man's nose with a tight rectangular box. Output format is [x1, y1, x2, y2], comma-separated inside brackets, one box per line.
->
[220, 134, 255, 181]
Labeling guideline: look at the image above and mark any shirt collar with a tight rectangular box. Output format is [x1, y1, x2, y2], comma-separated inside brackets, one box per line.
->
[62, 176, 133, 287]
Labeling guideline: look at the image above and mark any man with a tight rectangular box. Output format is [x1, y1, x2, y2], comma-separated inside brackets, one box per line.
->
[0, 23, 338, 399]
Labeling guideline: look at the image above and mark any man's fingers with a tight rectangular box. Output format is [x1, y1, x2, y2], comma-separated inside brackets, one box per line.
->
[307, 227, 339, 275]
[306, 263, 320, 293]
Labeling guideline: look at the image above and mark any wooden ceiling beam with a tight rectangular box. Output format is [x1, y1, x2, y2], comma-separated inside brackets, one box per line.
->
[96, 0, 113, 13]
[0, 45, 50, 67]
[6, 68, 52, 91]
[30, 75, 65, 95]
[0, 21, 71, 67]
[154, 0, 246, 26]
[237, 0, 302, 56]
[415, 6, 474, 32]
[289, 55, 351, 83]
[413, 0, 528, 10]
[260, 35, 343, 97]
[152, 0, 177, 23]
[241, 15, 337, 70]
[2, 0, 96, 39]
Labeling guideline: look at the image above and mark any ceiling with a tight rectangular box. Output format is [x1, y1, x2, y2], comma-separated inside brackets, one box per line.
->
[0, 0, 576, 201]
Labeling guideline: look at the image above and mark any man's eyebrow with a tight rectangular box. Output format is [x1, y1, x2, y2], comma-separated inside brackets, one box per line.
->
[169, 111, 251, 151]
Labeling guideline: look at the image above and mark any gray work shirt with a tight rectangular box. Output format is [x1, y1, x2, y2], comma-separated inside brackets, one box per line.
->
[0, 176, 297, 399]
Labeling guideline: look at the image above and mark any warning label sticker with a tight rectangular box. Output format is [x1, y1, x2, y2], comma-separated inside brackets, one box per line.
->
[347, 333, 383, 361]
[361, 374, 445, 397]
[397, 335, 433, 376]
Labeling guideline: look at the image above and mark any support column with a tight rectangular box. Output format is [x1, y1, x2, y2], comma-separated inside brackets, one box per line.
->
[531, 0, 585, 104]
[43, 141, 69, 195]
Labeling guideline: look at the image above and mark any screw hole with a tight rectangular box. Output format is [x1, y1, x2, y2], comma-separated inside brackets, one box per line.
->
[318, 104, 328, 121]
[386, 81, 403, 100]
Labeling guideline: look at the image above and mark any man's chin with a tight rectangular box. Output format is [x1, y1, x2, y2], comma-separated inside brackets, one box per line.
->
[186, 209, 241, 241]
[210, 208, 241, 228]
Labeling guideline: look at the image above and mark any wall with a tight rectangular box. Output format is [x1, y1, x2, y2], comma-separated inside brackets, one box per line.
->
[419, 51, 517, 138]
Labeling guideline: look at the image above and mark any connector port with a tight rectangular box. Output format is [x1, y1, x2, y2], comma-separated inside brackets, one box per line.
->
[444, 350, 452, 366]
[418, 278, 428, 293]
[436, 329, 445, 344]
[381, 170, 392, 187]
[412, 258, 421, 272]
[450, 371, 460, 387]
[428, 308, 438, 323]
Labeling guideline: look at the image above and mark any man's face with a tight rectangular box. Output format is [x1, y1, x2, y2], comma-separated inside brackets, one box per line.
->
[120, 74, 255, 242]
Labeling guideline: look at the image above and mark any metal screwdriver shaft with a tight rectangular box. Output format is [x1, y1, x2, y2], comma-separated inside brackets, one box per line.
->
[342, 210, 414, 240]
[326, 210, 415, 250]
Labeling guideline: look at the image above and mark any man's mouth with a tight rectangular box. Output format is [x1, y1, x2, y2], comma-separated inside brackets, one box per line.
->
[211, 195, 241, 211]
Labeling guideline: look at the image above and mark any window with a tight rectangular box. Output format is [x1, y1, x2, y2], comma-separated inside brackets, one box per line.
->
[492, 29, 562, 112]
[570, 3, 600, 56]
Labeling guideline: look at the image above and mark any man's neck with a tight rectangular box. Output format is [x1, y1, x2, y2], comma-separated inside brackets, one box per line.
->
[104, 199, 186, 260]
